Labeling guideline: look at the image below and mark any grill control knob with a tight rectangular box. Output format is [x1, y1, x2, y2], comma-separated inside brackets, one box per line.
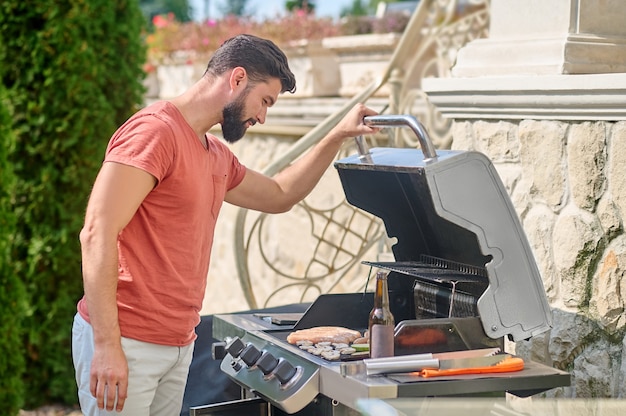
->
[225, 337, 245, 358]
[256, 351, 279, 375]
[240, 344, 262, 366]
[274, 359, 297, 384]
[211, 342, 227, 360]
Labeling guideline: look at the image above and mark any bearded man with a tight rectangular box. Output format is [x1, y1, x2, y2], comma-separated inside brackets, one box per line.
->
[72, 34, 378, 415]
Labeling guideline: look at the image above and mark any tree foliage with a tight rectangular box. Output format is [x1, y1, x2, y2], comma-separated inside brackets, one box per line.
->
[342, 0, 418, 17]
[286, 0, 316, 13]
[217, 0, 254, 17]
[140, 0, 192, 24]
[341, 0, 369, 17]
[0, 0, 146, 408]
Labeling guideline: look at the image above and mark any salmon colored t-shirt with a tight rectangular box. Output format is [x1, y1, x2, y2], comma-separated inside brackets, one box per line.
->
[77, 101, 246, 346]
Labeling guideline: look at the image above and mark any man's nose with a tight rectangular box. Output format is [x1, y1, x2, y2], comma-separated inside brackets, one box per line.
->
[256, 106, 268, 124]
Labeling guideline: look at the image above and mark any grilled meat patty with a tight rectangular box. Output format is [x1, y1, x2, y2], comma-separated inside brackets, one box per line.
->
[287, 326, 362, 345]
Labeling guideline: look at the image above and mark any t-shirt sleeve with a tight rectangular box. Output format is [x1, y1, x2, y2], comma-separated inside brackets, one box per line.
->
[228, 156, 247, 191]
[104, 114, 175, 182]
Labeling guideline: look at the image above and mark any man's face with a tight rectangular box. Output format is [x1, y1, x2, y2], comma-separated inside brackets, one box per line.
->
[221, 78, 281, 144]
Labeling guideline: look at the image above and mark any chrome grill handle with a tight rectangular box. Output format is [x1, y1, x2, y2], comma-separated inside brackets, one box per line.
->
[364, 115, 438, 162]
[354, 135, 374, 164]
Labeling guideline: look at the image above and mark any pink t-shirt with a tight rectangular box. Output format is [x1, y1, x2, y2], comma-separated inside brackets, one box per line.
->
[78, 101, 246, 346]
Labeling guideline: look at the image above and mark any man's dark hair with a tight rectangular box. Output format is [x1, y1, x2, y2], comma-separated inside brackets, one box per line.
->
[206, 34, 296, 94]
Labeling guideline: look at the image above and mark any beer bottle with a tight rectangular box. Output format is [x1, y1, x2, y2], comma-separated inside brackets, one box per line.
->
[368, 271, 395, 358]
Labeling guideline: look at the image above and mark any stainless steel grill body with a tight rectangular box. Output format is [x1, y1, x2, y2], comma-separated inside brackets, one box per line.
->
[193, 116, 570, 415]
[204, 309, 568, 415]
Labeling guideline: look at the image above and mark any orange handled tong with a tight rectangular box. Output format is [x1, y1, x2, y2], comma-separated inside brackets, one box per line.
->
[419, 356, 525, 378]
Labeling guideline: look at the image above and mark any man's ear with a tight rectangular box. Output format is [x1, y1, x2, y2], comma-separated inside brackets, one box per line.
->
[229, 67, 247, 91]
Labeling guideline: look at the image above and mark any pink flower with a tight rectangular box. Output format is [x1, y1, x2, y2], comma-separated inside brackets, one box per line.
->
[142, 62, 156, 73]
[153, 14, 170, 28]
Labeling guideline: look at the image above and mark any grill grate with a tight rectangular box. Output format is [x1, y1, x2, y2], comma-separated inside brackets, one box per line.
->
[419, 255, 487, 278]
[363, 255, 487, 284]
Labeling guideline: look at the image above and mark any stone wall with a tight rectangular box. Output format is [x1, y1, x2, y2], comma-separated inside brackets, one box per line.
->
[452, 119, 626, 398]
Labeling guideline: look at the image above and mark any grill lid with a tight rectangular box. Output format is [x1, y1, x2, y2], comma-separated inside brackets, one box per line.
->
[334, 124, 551, 341]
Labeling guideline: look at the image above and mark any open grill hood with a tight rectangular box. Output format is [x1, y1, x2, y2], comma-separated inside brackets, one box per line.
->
[335, 142, 552, 342]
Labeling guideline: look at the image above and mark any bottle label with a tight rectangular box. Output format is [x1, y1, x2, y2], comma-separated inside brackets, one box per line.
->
[370, 324, 394, 358]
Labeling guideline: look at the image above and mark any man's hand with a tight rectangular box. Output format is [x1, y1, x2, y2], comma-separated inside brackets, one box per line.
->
[90, 344, 129, 412]
[327, 103, 380, 142]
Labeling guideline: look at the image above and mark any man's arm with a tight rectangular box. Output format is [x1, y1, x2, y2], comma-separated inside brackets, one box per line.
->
[225, 103, 378, 213]
[79, 162, 156, 412]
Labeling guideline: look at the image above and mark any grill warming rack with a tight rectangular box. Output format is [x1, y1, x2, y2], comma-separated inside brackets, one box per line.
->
[364, 254, 487, 320]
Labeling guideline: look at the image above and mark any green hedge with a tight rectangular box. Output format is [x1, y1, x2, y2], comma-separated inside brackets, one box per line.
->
[0, 84, 26, 416]
[0, 0, 146, 409]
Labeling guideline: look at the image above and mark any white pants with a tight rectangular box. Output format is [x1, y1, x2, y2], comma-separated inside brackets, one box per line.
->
[72, 313, 194, 416]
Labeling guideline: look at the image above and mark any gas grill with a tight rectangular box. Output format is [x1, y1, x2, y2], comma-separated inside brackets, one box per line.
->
[190, 115, 570, 415]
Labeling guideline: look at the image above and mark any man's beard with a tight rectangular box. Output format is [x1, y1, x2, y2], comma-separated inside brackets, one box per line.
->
[221, 90, 254, 143]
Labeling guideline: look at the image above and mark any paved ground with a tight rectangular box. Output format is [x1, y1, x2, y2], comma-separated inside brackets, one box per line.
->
[18, 405, 82, 416]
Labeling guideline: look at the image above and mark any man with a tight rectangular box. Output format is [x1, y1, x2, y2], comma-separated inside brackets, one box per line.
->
[72, 34, 378, 415]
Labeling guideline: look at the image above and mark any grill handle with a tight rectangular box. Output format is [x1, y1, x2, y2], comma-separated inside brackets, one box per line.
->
[354, 135, 374, 164]
[363, 114, 438, 162]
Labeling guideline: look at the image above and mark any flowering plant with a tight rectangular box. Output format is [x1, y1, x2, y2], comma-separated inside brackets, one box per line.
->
[145, 10, 410, 65]
[146, 10, 340, 65]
